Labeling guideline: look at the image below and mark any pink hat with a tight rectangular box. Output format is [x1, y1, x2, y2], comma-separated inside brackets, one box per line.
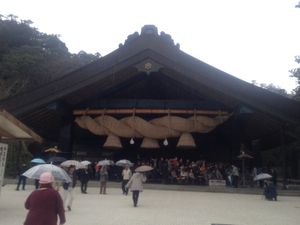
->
[39, 172, 54, 184]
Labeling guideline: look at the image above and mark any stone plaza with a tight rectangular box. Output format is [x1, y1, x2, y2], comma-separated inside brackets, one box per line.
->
[0, 183, 299, 225]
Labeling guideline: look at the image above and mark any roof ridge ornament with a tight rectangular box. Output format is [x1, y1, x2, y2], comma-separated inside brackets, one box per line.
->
[120, 25, 180, 49]
[141, 25, 158, 35]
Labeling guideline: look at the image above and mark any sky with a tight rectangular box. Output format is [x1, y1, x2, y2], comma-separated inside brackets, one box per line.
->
[1, 0, 300, 93]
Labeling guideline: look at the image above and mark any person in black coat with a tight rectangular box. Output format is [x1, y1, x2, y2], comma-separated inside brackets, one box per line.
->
[263, 181, 277, 201]
[16, 163, 28, 191]
[77, 167, 90, 194]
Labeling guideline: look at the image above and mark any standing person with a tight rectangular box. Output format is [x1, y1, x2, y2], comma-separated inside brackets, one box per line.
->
[62, 165, 77, 211]
[78, 167, 90, 194]
[16, 163, 28, 191]
[231, 164, 239, 188]
[225, 164, 232, 186]
[263, 180, 277, 201]
[99, 165, 108, 194]
[95, 163, 100, 180]
[270, 168, 277, 186]
[125, 172, 147, 207]
[23, 172, 66, 225]
[121, 165, 132, 195]
[251, 167, 258, 187]
[34, 179, 39, 189]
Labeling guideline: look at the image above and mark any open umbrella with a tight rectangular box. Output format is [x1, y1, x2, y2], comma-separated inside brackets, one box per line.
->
[61, 160, 85, 169]
[23, 164, 71, 182]
[98, 159, 114, 166]
[237, 152, 254, 159]
[135, 165, 153, 172]
[31, 158, 46, 164]
[81, 160, 92, 166]
[45, 146, 60, 153]
[254, 173, 272, 181]
[47, 156, 67, 164]
[116, 159, 133, 167]
[45, 147, 60, 153]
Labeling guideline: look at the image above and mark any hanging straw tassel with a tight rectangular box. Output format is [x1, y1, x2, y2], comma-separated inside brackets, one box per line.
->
[176, 132, 196, 148]
[141, 138, 160, 149]
[103, 134, 122, 149]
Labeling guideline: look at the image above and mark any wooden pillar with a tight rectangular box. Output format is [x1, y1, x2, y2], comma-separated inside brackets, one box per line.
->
[281, 125, 288, 190]
[231, 113, 242, 161]
[58, 122, 74, 158]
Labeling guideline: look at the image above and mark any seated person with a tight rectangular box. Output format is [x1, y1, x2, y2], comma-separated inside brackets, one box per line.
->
[178, 167, 189, 184]
[170, 169, 178, 184]
[263, 181, 277, 201]
[188, 169, 196, 184]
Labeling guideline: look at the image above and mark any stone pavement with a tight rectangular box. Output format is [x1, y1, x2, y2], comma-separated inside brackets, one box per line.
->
[0, 184, 300, 225]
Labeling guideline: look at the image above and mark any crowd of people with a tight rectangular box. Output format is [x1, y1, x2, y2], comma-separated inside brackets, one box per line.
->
[18, 155, 279, 225]
[16, 156, 279, 193]
[84, 157, 246, 188]
[49, 157, 278, 190]
[134, 158, 241, 187]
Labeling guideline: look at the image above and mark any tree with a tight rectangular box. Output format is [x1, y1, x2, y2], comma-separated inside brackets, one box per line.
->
[251, 80, 290, 97]
[0, 15, 100, 100]
[291, 3, 300, 99]
[289, 56, 300, 99]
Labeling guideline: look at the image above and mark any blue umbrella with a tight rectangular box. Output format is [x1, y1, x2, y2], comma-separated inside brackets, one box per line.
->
[31, 158, 46, 164]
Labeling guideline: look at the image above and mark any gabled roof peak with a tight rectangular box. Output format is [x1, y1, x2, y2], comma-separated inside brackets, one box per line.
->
[119, 25, 180, 49]
[141, 25, 158, 35]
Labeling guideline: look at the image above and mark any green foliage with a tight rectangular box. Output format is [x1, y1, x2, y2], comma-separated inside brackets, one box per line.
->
[0, 14, 100, 100]
[289, 56, 300, 98]
[251, 80, 290, 97]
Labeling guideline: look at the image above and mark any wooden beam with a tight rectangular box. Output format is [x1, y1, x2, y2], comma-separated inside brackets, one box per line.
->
[0, 126, 15, 138]
[73, 108, 230, 116]
[0, 109, 43, 143]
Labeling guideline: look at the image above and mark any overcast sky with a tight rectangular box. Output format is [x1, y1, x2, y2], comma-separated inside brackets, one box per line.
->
[1, 0, 300, 92]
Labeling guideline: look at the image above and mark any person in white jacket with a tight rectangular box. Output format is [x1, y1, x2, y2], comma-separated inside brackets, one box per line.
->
[121, 166, 132, 195]
[125, 172, 146, 207]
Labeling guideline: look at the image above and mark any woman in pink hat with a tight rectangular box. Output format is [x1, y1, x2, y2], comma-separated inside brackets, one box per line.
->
[23, 172, 66, 225]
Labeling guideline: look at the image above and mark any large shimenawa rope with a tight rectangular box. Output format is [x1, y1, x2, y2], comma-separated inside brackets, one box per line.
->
[75, 114, 229, 139]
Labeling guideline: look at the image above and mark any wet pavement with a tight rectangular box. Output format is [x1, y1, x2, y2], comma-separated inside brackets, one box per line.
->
[0, 184, 300, 225]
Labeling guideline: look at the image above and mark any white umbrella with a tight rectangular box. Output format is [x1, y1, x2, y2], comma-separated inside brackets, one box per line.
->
[135, 165, 153, 172]
[81, 160, 92, 166]
[97, 159, 114, 166]
[23, 164, 71, 182]
[254, 173, 272, 181]
[61, 160, 85, 169]
[45, 146, 60, 153]
[237, 153, 253, 159]
[116, 159, 133, 167]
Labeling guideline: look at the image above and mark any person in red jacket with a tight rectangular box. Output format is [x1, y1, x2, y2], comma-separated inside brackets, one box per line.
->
[23, 172, 66, 225]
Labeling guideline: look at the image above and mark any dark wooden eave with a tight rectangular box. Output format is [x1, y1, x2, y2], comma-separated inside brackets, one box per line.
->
[0, 25, 300, 138]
